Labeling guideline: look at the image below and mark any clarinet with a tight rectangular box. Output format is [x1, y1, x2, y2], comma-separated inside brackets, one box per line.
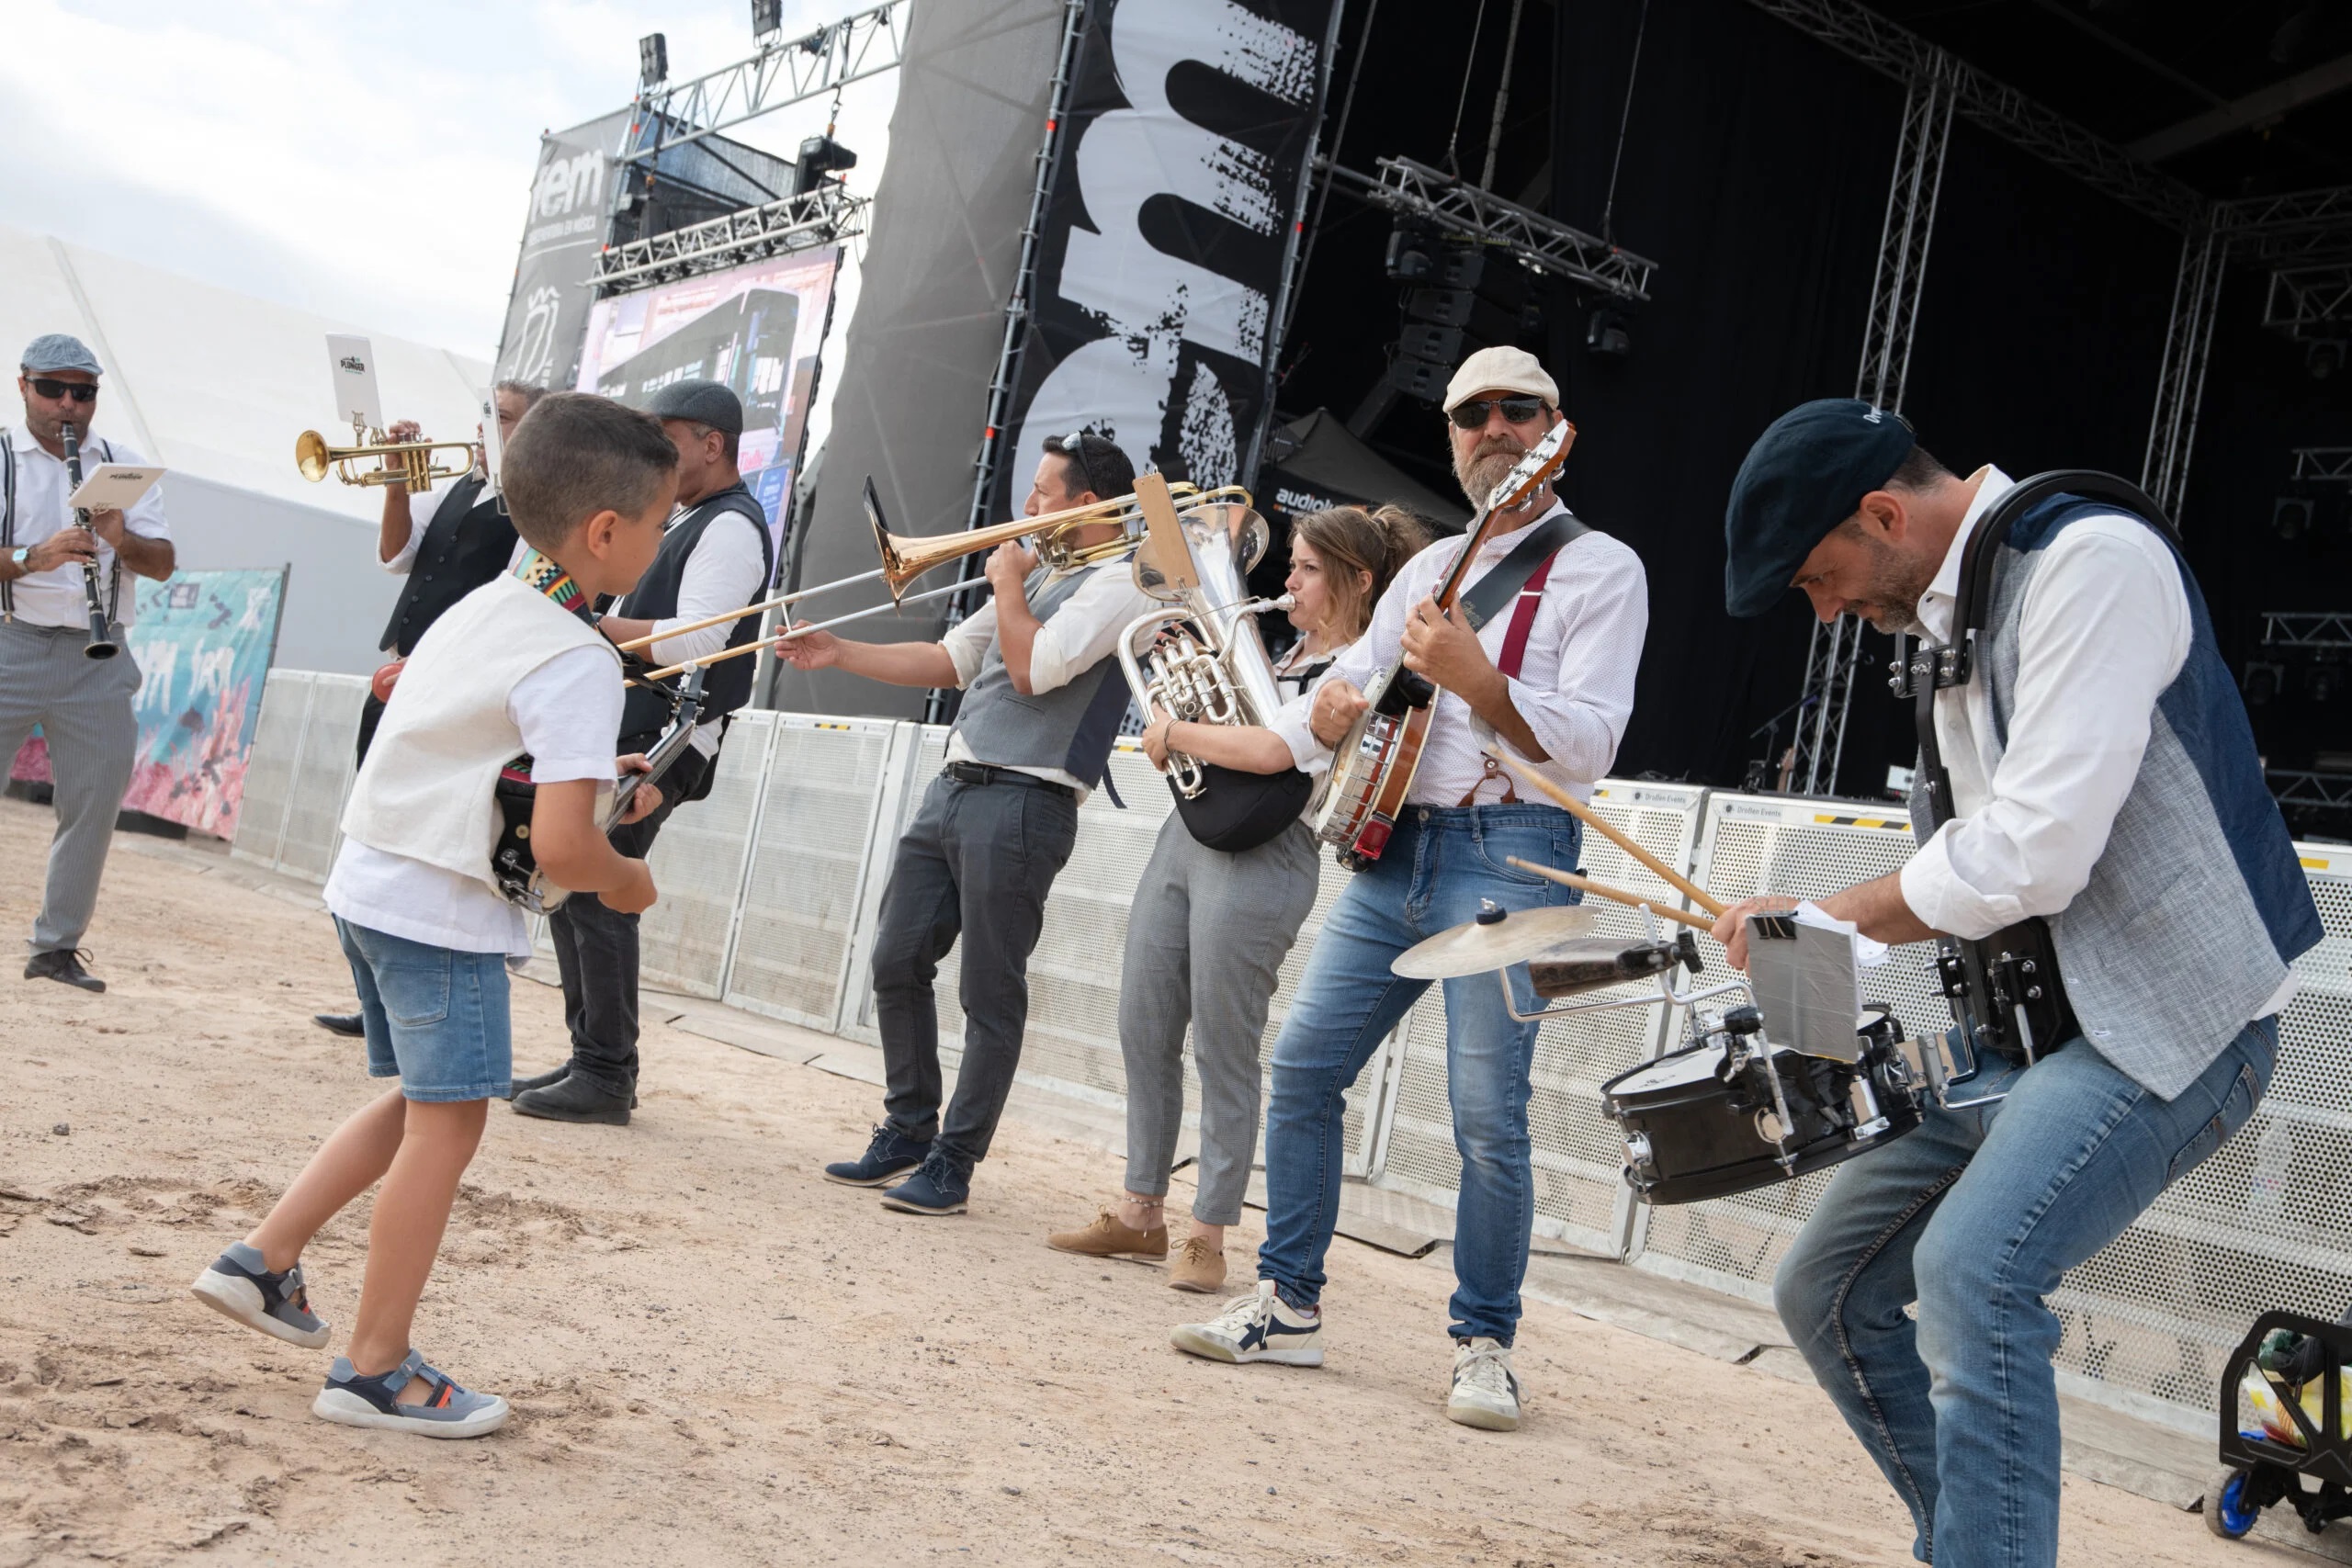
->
[55, 420, 119, 660]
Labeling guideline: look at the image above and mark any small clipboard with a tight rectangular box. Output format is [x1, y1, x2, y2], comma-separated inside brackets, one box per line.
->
[66, 463, 164, 512]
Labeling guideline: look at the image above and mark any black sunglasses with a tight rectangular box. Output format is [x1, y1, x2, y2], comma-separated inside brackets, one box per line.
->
[28, 377, 97, 404]
[1447, 395, 1545, 430]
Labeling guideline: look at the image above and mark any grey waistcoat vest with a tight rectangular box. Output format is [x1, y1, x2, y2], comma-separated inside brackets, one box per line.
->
[951, 565, 1131, 790]
[1910, 493, 2321, 1100]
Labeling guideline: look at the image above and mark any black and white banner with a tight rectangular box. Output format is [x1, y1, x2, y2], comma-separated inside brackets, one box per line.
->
[994, 0, 1342, 518]
[493, 110, 630, 392]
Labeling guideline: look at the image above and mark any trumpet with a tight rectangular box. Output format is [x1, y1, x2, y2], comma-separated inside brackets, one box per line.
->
[296, 418, 477, 493]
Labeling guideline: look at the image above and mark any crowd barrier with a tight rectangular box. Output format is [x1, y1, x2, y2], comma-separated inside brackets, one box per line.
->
[232, 674, 2352, 1427]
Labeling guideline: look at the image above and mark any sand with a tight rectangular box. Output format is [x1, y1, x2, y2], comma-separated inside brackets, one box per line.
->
[0, 795, 2308, 1566]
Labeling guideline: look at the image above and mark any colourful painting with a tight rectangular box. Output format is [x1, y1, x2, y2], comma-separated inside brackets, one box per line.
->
[8, 569, 287, 838]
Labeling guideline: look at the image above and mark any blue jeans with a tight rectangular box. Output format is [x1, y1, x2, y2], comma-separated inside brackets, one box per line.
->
[1256, 804, 1579, 1342]
[1775, 1017, 2278, 1567]
[335, 917, 514, 1103]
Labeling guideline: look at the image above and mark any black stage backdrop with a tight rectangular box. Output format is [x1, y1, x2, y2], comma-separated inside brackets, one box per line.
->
[1549, 0, 2206, 796]
[991, 0, 1343, 523]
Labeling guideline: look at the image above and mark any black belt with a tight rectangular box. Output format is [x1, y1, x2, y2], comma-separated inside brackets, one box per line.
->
[944, 761, 1073, 797]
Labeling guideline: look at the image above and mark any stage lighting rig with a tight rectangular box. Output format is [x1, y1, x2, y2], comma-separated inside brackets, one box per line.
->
[2243, 660, 2285, 707]
[1385, 221, 1437, 282]
[2310, 339, 2346, 379]
[1586, 304, 1632, 358]
[639, 32, 669, 88]
[752, 0, 785, 40]
[2275, 494, 2316, 540]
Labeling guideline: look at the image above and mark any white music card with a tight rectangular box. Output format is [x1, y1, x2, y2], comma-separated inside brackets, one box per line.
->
[478, 388, 502, 492]
[325, 333, 383, 433]
[66, 463, 164, 511]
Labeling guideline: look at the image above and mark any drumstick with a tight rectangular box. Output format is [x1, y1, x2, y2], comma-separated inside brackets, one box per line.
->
[1503, 858, 1716, 931]
[1487, 750, 1727, 918]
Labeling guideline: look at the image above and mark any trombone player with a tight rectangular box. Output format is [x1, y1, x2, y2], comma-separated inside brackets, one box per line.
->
[777, 431, 1149, 1215]
[2, 334, 175, 993]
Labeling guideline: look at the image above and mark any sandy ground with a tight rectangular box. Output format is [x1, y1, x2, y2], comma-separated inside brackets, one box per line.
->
[0, 795, 2314, 1568]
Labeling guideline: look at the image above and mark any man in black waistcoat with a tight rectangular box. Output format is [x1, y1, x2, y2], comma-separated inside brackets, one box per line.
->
[312, 379, 545, 1038]
[509, 378, 774, 1126]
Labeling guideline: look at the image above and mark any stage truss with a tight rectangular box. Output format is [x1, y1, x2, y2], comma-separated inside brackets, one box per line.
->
[617, 3, 909, 172]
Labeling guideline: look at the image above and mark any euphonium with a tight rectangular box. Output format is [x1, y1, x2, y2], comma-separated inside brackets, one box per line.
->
[1115, 472, 1291, 798]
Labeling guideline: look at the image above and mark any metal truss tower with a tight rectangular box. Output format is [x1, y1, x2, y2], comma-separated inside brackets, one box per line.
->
[1784, 56, 1955, 797]
[617, 4, 909, 172]
[1318, 155, 1660, 301]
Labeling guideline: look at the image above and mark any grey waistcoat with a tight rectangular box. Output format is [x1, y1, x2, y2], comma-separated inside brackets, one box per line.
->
[951, 565, 1132, 790]
[1911, 495, 2321, 1100]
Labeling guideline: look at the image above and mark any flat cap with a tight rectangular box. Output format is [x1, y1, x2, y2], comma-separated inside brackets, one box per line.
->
[21, 333, 102, 377]
[1724, 399, 1917, 617]
[1442, 345, 1558, 412]
[645, 378, 742, 435]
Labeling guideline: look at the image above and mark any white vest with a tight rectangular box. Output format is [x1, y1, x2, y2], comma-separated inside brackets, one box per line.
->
[339, 574, 618, 891]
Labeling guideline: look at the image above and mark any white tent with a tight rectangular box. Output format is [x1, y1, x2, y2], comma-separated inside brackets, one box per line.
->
[0, 224, 488, 673]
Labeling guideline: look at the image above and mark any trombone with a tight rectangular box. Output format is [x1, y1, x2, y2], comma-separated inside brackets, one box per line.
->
[296, 417, 477, 493]
[619, 476, 1251, 683]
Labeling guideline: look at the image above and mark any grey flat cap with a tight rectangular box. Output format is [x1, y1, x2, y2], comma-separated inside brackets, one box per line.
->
[22, 333, 102, 377]
[645, 378, 741, 435]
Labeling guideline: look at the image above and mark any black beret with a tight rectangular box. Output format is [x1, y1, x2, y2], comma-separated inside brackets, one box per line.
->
[645, 378, 743, 436]
[1723, 399, 1917, 617]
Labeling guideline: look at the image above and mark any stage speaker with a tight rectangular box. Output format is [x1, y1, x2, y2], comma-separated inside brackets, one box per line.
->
[1397, 322, 1464, 368]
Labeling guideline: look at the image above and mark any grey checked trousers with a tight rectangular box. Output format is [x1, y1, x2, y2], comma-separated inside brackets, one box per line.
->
[0, 619, 140, 954]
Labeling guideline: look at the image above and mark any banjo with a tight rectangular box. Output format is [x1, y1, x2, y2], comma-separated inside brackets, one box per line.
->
[1312, 420, 1576, 868]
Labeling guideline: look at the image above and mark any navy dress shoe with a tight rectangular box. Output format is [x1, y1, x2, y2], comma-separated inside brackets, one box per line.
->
[823, 1124, 932, 1188]
[879, 1148, 971, 1215]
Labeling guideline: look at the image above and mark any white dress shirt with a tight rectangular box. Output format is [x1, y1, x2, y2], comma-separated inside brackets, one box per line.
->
[1270, 501, 1649, 806]
[1894, 465, 2294, 1020]
[941, 562, 1160, 798]
[5, 425, 170, 629]
[640, 502, 771, 757]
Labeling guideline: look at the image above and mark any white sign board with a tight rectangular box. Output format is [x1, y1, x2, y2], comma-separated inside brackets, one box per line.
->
[324, 333, 383, 434]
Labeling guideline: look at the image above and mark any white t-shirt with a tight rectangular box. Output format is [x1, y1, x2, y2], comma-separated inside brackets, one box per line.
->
[325, 645, 624, 956]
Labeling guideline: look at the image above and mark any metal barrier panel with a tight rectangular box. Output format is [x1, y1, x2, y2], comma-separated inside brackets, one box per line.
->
[636, 715, 775, 999]
[1633, 793, 1933, 1297]
[274, 675, 366, 884]
[724, 716, 898, 1031]
[833, 725, 946, 1046]
[1371, 781, 1709, 1255]
[230, 671, 312, 871]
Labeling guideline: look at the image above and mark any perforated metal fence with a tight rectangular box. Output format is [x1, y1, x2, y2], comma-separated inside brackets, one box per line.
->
[229, 671, 312, 873]
[1374, 782, 1710, 1255]
[635, 715, 772, 998]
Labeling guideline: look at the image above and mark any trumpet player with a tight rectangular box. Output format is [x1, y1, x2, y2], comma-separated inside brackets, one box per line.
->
[1046, 505, 1424, 1292]
[780, 431, 1148, 1216]
[2, 334, 174, 994]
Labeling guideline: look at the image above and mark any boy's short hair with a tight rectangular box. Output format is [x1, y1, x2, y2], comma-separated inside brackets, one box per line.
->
[500, 392, 677, 552]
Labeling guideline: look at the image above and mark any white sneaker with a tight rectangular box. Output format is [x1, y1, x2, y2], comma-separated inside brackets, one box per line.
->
[1446, 1337, 1521, 1430]
[1170, 1280, 1324, 1366]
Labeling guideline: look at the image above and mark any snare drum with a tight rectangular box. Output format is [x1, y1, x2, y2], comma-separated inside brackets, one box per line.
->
[1600, 1011, 1923, 1205]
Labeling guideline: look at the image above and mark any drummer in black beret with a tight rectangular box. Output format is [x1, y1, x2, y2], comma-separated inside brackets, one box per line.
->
[1723, 397, 1925, 621]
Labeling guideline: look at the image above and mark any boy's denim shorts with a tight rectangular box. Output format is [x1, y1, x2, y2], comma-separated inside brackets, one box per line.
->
[334, 917, 513, 1102]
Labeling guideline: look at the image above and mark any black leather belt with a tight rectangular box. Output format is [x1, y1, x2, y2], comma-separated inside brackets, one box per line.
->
[944, 761, 1073, 797]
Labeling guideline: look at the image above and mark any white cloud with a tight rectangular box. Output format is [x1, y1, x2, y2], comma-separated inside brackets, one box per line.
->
[1, 0, 898, 367]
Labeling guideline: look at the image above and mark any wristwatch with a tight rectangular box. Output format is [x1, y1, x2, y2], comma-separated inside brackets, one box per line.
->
[6, 547, 26, 571]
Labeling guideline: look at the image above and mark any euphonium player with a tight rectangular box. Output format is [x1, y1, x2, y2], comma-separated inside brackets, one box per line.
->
[777, 431, 1153, 1216]
[1045, 505, 1424, 1292]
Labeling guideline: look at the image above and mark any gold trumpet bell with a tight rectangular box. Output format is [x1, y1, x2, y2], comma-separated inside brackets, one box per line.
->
[295, 426, 476, 493]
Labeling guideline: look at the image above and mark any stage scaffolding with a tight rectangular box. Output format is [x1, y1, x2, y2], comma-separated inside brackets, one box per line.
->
[593, 185, 869, 293]
[615, 3, 909, 172]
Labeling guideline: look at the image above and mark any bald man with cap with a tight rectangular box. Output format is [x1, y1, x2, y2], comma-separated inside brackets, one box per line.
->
[1711, 399, 2319, 1568]
[1170, 346, 1648, 1433]
[508, 378, 773, 1125]
[2, 333, 175, 992]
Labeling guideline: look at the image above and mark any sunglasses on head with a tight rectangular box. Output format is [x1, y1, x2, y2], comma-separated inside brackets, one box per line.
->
[1447, 395, 1545, 430]
[28, 377, 97, 404]
[1059, 429, 1102, 493]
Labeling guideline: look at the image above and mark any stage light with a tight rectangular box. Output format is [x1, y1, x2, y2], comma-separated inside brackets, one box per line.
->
[1385, 225, 1435, 283]
[2308, 339, 2346, 379]
[2242, 660, 2284, 706]
[752, 0, 784, 39]
[1585, 305, 1631, 357]
[2275, 495, 2315, 539]
[2307, 663, 2339, 705]
[792, 135, 859, 197]
[639, 32, 669, 87]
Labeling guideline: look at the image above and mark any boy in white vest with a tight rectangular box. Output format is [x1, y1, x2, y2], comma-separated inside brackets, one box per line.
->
[188, 393, 678, 1438]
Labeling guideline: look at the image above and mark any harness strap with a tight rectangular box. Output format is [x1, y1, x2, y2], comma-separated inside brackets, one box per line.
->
[1455, 548, 1560, 807]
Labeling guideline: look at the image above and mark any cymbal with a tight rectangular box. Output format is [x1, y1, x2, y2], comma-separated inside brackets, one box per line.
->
[1392, 904, 1600, 980]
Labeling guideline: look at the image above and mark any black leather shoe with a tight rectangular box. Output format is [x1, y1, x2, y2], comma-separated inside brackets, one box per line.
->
[503, 1064, 571, 1100]
[512, 1073, 631, 1126]
[313, 1012, 365, 1037]
[26, 949, 103, 993]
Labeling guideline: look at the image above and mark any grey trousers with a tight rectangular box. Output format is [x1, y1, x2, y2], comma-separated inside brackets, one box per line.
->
[0, 619, 140, 954]
[1119, 813, 1319, 1225]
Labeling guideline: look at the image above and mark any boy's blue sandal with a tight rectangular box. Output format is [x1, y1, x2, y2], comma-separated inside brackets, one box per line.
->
[189, 1242, 331, 1349]
[313, 1349, 510, 1438]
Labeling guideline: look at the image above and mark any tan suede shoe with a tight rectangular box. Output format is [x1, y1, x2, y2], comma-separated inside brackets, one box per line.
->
[1046, 1206, 1169, 1261]
[1168, 1235, 1227, 1293]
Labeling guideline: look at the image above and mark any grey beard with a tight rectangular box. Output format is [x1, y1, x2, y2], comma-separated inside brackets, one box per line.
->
[1458, 450, 1523, 507]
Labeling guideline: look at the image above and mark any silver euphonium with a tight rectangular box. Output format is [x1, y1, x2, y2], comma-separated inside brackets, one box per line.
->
[1115, 472, 1294, 798]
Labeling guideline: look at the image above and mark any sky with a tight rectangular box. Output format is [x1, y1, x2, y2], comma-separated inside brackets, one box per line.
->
[0, 0, 900, 378]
